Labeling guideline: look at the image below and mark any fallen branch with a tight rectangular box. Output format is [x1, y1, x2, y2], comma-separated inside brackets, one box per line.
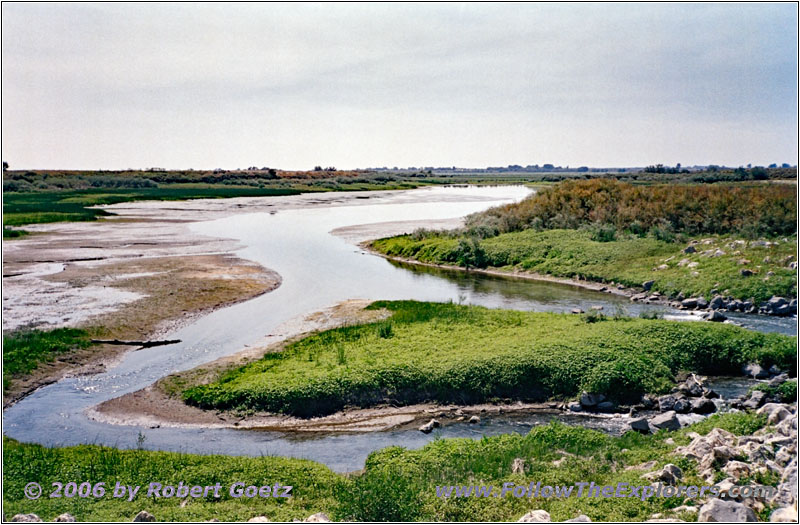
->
[91, 339, 181, 349]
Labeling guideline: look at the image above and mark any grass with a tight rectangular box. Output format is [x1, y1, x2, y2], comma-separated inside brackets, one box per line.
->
[371, 230, 797, 303]
[3, 412, 771, 522]
[181, 301, 795, 417]
[749, 379, 798, 403]
[2, 328, 93, 392]
[2, 437, 340, 522]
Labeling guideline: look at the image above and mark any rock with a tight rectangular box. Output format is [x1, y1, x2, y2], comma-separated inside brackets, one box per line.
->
[419, 418, 440, 433]
[651, 411, 680, 431]
[679, 374, 705, 397]
[722, 461, 752, 481]
[133, 512, 156, 523]
[641, 394, 657, 409]
[691, 398, 717, 414]
[567, 401, 582, 412]
[643, 464, 683, 485]
[740, 269, 754, 277]
[673, 396, 691, 413]
[681, 298, 698, 308]
[742, 363, 769, 380]
[698, 499, 757, 522]
[53, 515, 76, 523]
[571, 308, 584, 314]
[768, 407, 792, 425]
[770, 507, 798, 522]
[564, 515, 592, 522]
[511, 457, 526, 474]
[248, 518, 271, 523]
[705, 311, 727, 322]
[658, 395, 677, 412]
[643, 280, 655, 291]
[696, 296, 709, 308]
[683, 245, 696, 254]
[579, 392, 606, 408]
[10, 515, 42, 523]
[672, 506, 698, 514]
[742, 390, 766, 410]
[709, 296, 726, 310]
[304, 513, 331, 523]
[630, 417, 651, 434]
[711, 249, 726, 257]
[596, 401, 616, 413]
[790, 262, 798, 270]
[590, 305, 603, 311]
[469, 415, 480, 424]
[518, 510, 551, 522]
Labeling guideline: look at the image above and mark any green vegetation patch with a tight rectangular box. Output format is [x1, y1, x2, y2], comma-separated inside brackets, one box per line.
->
[3, 328, 93, 392]
[749, 379, 798, 403]
[372, 230, 797, 302]
[3, 412, 768, 522]
[182, 301, 794, 417]
[339, 412, 768, 522]
[2, 437, 340, 522]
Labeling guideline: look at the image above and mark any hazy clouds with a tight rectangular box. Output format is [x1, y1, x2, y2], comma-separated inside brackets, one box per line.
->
[2, 3, 797, 169]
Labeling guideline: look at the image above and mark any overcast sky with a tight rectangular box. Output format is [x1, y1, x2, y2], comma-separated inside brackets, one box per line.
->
[2, 2, 797, 170]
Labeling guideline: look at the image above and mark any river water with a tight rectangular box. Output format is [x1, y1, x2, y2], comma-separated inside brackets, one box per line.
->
[3, 185, 794, 472]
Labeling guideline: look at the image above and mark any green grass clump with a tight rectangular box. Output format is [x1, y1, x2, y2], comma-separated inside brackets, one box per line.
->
[3, 328, 93, 392]
[181, 301, 795, 417]
[749, 379, 798, 403]
[372, 230, 797, 303]
[4, 412, 769, 522]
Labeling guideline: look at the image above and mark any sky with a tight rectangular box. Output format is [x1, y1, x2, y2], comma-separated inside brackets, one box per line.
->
[2, 2, 797, 170]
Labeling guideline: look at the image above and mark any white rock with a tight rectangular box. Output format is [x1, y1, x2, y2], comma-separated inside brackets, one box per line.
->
[518, 510, 551, 522]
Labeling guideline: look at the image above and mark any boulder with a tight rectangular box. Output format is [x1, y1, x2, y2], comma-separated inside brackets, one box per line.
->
[596, 401, 616, 413]
[658, 395, 677, 412]
[672, 396, 691, 414]
[691, 398, 717, 414]
[643, 464, 683, 485]
[722, 461, 752, 481]
[567, 401, 582, 412]
[740, 269, 754, 277]
[419, 419, 440, 433]
[564, 515, 592, 522]
[681, 298, 698, 309]
[697, 499, 757, 522]
[133, 512, 155, 523]
[643, 280, 655, 291]
[742, 390, 766, 410]
[53, 515, 76, 523]
[304, 513, 331, 523]
[695, 296, 709, 308]
[768, 407, 792, 426]
[10, 516, 42, 523]
[651, 411, 680, 431]
[579, 392, 606, 408]
[770, 507, 798, 522]
[518, 510, 551, 522]
[469, 415, 480, 424]
[709, 296, 726, 310]
[247, 518, 271, 523]
[630, 417, 651, 434]
[683, 245, 696, 254]
[705, 311, 727, 322]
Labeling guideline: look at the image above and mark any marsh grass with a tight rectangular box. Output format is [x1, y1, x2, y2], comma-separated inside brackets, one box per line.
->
[2, 328, 93, 392]
[181, 301, 794, 417]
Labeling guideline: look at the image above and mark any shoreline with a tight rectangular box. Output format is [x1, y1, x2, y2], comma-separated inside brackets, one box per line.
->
[361, 242, 797, 320]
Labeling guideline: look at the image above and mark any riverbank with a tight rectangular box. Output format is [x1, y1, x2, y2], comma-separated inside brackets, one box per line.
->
[5, 409, 796, 522]
[367, 230, 797, 313]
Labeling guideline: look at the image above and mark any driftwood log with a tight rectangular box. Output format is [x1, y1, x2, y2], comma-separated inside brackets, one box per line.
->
[90, 339, 181, 349]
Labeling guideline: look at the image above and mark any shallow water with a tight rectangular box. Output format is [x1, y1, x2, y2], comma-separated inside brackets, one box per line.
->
[3, 185, 795, 472]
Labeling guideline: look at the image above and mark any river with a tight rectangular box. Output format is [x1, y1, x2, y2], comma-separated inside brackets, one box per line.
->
[3, 185, 794, 471]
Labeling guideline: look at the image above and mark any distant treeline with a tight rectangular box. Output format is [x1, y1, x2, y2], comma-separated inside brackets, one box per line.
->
[464, 179, 797, 239]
